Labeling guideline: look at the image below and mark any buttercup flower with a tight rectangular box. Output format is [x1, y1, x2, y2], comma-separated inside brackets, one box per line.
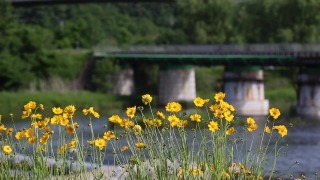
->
[165, 102, 182, 113]
[58, 144, 68, 155]
[265, 126, 271, 134]
[40, 133, 50, 144]
[208, 121, 219, 132]
[269, 107, 281, 119]
[247, 117, 258, 132]
[66, 124, 75, 134]
[63, 105, 76, 118]
[121, 146, 129, 152]
[190, 113, 201, 123]
[68, 139, 77, 149]
[272, 125, 288, 137]
[135, 142, 146, 149]
[168, 115, 180, 127]
[0, 124, 7, 131]
[52, 107, 63, 115]
[226, 127, 235, 135]
[28, 136, 37, 144]
[103, 131, 116, 140]
[126, 106, 136, 118]
[108, 115, 122, 124]
[193, 97, 209, 107]
[3, 145, 12, 155]
[132, 125, 142, 135]
[156, 111, 165, 119]
[142, 94, 153, 105]
[15, 131, 25, 140]
[119, 119, 134, 129]
[214, 92, 225, 102]
[94, 138, 107, 150]
[192, 169, 203, 176]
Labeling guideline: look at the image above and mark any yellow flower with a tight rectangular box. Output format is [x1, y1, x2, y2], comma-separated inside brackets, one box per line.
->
[165, 102, 182, 113]
[192, 169, 203, 176]
[63, 105, 76, 118]
[272, 125, 288, 137]
[209, 104, 219, 112]
[103, 131, 116, 140]
[108, 115, 122, 124]
[6, 128, 13, 135]
[247, 117, 258, 132]
[222, 171, 230, 179]
[3, 145, 12, 155]
[21, 110, 31, 119]
[168, 115, 180, 127]
[31, 113, 42, 120]
[121, 146, 129, 152]
[190, 113, 201, 123]
[193, 97, 209, 107]
[177, 119, 188, 128]
[39, 104, 44, 110]
[208, 121, 219, 132]
[24, 101, 36, 111]
[25, 128, 34, 138]
[126, 106, 136, 118]
[269, 107, 281, 119]
[142, 94, 153, 105]
[226, 127, 235, 135]
[66, 124, 75, 134]
[51, 115, 63, 125]
[214, 92, 225, 102]
[60, 118, 69, 126]
[68, 139, 77, 149]
[135, 142, 146, 149]
[156, 111, 165, 119]
[15, 131, 25, 140]
[58, 144, 68, 155]
[119, 118, 135, 129]
[28, 136, 37, 144]
[132, 125, 142, 135]
[94, 138, 107, 150]
[265, 126, 271, 134]
[224, 110, 234, 122]
[83, 107, 100, 118]
[52, 107, 63, 115]
[0, 124, 7, 131]
[40, 133, 50, 144]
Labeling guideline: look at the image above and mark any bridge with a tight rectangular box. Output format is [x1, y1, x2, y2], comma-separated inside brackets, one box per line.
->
[6, 0, 174, 6]
[93, 44, 320, 119]
[94, 44, 320, 66]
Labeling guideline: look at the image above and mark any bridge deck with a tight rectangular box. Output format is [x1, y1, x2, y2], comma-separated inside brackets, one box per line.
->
[93, 44, 320, 66]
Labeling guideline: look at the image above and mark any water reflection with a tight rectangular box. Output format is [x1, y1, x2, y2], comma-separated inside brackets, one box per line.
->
[4, 117, 320, 179]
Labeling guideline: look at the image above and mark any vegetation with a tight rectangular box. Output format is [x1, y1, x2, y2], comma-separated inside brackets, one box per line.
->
[0, 92, 294, 179]
[1, 0, 320, 92]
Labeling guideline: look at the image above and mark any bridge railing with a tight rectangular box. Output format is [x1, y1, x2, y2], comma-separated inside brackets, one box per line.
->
[94, 44, 320, 57]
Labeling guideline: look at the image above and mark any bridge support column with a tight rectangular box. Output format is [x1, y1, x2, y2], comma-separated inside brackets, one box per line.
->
[158, 65, 196, 104]
[112, 67, 134, 96]
[296, 68, 320, 118]
[224, 66, 269, 116]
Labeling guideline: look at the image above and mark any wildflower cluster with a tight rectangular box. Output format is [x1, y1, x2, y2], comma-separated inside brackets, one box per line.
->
[106, 92, 289, 180]
[0, 92, 290, 179]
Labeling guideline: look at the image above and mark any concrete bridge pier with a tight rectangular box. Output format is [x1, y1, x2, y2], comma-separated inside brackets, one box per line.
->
[112, 67, 134, 96]
[158, 65, 196, 105]
[223, 66, 269, 116]
[296, 68, 320, 118]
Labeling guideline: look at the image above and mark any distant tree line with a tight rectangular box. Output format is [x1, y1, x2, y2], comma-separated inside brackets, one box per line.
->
[1, 0, 320, 91]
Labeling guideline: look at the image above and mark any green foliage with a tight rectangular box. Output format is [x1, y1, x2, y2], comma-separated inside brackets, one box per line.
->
[90, 59, 120, 93]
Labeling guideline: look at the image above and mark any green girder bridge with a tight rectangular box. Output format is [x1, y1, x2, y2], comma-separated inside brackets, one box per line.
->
[93, 44, 320, 66]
